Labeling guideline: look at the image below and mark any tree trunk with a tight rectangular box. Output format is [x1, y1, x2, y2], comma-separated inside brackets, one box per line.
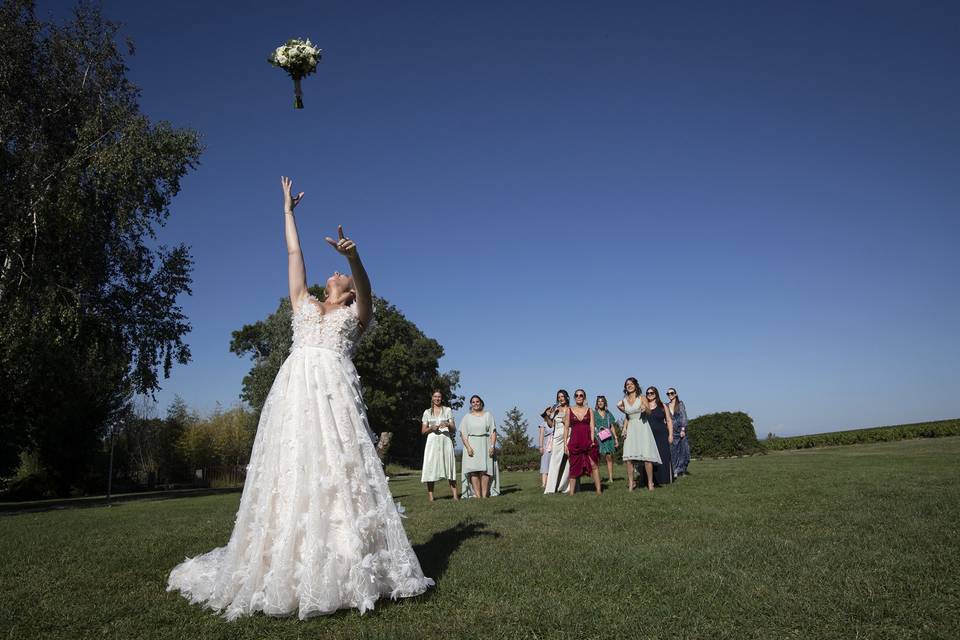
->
[376, 432, 392, 463]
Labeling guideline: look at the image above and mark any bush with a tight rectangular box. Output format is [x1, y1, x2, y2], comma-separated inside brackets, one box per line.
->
[496, 448, 541, 471]
[762, 419, 960, 451]
[688, 411, 763, 458]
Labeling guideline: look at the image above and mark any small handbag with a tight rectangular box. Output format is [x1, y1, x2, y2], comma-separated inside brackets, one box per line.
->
[598, 427, 613, 442]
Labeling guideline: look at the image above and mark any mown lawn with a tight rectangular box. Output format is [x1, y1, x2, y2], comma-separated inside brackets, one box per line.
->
[1, 438, 958, 640]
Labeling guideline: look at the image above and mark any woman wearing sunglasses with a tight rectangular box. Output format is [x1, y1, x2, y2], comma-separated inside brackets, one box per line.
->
[667, 388, 690, 478]
[639, 387, 674, 487]
[563, 389, 602, 495]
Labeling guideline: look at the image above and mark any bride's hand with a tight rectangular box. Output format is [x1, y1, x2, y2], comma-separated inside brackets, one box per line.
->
[325, 225, 358, 259]
[280, 176, 304, 214]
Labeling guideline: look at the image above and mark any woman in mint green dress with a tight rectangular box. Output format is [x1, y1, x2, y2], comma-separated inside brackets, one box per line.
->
[617, 377, 660, 491]
[459, 395, 497, 498]
[421, 390, 459, 502]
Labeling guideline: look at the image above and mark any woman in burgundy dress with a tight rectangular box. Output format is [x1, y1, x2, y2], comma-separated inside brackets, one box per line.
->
[563, 389, 602, 496]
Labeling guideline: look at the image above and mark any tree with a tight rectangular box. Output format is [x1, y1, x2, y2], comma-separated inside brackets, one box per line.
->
[499, 407, 532, 455]
[230, 286, 462, 465]
[0, 1, 201, 492]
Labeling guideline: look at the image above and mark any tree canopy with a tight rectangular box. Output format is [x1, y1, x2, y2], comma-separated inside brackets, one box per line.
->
[0, 1, 201, 492]
[230, 286, 463, 465]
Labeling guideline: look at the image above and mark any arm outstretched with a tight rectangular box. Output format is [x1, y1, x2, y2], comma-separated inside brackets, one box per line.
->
[281, 176, 308, 309]
[326, 225, 373, 329]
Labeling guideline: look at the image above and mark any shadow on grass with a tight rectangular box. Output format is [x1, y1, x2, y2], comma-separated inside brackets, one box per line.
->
[413, 520, 500, 584]
[498, 484, 522, 495]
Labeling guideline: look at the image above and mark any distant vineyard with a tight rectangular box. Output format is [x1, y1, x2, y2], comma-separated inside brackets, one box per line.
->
[763, 419, 960, 450]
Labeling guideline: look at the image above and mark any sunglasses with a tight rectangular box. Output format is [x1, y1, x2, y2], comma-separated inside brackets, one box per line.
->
[574, 393, 585, 398]
[646, 391, 656, 397]
[667, 391, 676, 396]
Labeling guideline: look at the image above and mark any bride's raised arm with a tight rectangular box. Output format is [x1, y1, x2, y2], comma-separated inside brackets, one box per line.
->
[325, 225, 373, 329]
[281, 176, 308, 310]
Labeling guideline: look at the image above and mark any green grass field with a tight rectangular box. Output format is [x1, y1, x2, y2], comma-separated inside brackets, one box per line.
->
[2, 437, 958, 640]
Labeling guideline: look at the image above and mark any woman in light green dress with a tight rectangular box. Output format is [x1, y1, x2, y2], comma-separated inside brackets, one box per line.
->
[459, 395, 497, 498]
[421, 390, 459, 502]
[617, 377, 660, 491]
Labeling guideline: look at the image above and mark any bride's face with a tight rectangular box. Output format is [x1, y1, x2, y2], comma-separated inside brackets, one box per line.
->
[326, 272, 354, 296]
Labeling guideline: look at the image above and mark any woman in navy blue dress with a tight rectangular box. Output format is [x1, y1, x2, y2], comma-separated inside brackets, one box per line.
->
[639, 387, 674, 486]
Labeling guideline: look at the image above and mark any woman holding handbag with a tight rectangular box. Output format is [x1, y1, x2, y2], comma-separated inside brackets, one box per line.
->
[593, 396, 620, 483]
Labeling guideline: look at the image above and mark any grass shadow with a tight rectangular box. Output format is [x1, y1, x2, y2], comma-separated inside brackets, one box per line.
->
[413, 520, 500, 584]
[498, 484, 522, 495]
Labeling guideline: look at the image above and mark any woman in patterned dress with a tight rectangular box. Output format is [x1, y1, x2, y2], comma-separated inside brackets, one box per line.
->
[593, 395, 620, 483]
[667, 388, 690, 478]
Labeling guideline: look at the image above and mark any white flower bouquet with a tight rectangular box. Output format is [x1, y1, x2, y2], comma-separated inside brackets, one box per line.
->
[267, 38, 322, 109]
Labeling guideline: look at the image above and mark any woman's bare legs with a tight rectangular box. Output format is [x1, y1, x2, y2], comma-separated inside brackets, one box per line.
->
[644, 461, 655, 490]
[605, 455, 615, 482]
[449, 479, 459, 500]
[426, 481, 435, 502]
[541, 472, 548, 487]
[567, 476, 577, 496]
[480, 473, 490, 498]
[469, 472, 482, 498]
[626, 461, 635, 491]
[590, 462, 602, 495]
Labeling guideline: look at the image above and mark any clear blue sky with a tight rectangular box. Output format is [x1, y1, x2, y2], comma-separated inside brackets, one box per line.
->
[41, 1, 960, 437]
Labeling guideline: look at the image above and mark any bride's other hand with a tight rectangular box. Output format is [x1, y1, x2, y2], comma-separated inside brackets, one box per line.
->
[281, 176, 304, 214]
[325, 225, 358, 259]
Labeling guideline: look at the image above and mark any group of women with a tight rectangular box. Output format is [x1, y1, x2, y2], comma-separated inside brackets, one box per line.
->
[420, 391, 499, 500]
[420, 380, 691, 501]
[539, 379, 690, 495]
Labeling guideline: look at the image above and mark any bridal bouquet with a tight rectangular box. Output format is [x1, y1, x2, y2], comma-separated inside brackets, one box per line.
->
[268, 38, 322, 109]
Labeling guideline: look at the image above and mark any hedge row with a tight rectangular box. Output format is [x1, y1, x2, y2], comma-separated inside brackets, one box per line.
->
[497, 449, 541, 471]
[763, 419, 960, 451]
[688, 411, 764, 458]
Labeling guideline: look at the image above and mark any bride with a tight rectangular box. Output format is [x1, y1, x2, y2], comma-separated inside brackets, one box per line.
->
[167, 176, 434, 619]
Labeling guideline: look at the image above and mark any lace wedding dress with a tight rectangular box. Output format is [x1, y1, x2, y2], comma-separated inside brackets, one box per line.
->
[167, 296, 434, 619]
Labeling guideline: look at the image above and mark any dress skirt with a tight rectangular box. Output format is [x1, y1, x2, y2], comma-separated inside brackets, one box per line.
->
[421, 432, 456, 482]
[543, 426, 569, 494]
[622, 415, 661, 464]
[568, 422, 599, 478]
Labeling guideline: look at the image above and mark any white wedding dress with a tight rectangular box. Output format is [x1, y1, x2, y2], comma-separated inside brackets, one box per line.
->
[167, 296, 434, 619]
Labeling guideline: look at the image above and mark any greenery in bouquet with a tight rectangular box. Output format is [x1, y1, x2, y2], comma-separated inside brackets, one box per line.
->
[267, 38, 322, 108]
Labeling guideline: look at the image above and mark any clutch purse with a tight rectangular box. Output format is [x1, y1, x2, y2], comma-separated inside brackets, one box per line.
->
[598, 428, 613, 442]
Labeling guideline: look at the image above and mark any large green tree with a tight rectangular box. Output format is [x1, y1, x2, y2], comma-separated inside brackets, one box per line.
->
[0, 1, 201, 492]
[230, 286, 463, 465]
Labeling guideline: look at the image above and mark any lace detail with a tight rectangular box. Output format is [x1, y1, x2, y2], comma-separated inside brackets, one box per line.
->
[167, 294, 431, 619]
[291, 295, 370, 357]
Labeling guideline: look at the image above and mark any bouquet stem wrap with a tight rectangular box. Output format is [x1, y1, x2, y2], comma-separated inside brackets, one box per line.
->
[293, 77, 304, 109]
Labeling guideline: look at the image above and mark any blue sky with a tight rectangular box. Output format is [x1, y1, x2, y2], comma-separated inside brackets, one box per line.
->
[41, 1, 960, 437]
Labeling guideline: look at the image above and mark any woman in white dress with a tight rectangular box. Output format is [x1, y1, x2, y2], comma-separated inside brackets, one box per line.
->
[543, 390, 571, 494]
[617, 377, 660, 492]
[421, 390, 458, 501]
[167, 176, 433, 619]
